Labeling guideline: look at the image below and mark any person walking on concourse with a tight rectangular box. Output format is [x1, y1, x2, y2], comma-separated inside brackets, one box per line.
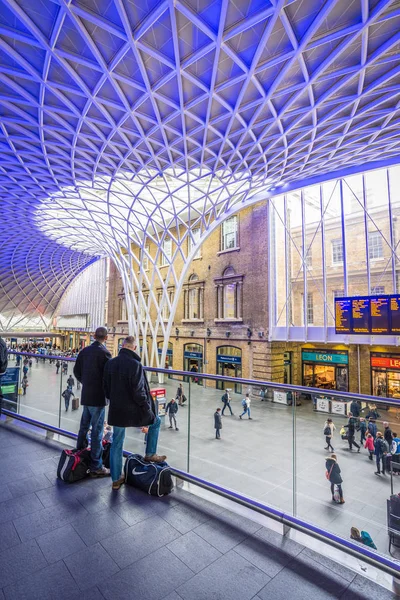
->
[325, 454, 345, 504]
[74, 327, 111, 478]
[221, 390, 234, 416]
[214, 407, 222, 439]
[239, 393, 252, 419]
[166, 397, 179, 430]
[104, 336, 166, 490]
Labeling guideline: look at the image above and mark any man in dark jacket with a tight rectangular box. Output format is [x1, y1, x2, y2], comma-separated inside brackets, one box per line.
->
[74, 327, 111, 477]
[104, 336, 166, 490]
[384, 422, 393, 447]
[166, 398, 179, 430]
[214, 408, 222, 439]
[350, 400, 360, 418]
[345, 413, 360, 452]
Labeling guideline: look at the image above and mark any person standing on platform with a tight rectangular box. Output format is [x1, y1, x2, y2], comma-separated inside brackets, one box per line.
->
[104, 336, 166, 491]
[368, 419, 377, 440]
[374, 432, 387, 476]
[176, 383, 184, 406]
[325, 454, 345, 504]
[346, 413, 360, 452]
[166, 398, 179, 431]
[324, 418, 335, 452]
[62, 387, 74, 411]
[74, 327, 111, 478]
[214, 407, 222, 439]
[392, 433, 400, 465]
[21, 376, 28, 396]
[221, 390, 234, 416]
[364, 433, 375, 460]
[384, 422, 393, 448]
[56, 360, 60, 374]
[350, 399, 360, 418]
[359, 417, 367, 444]
[67, 374, 75, 390]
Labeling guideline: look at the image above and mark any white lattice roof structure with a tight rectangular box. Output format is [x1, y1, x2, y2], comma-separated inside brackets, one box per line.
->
[1, 0, 400, 335]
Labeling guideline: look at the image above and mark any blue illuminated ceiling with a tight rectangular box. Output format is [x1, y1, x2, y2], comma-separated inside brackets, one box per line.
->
[1, 0, 400, 324]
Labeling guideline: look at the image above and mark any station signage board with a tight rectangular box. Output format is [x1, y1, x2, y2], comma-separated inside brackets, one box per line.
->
[335, 294, 400, 335]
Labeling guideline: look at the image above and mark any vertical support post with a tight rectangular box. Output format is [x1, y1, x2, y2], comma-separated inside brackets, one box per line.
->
[301, 190, 307, 338]
[320, 185, 328, 340]
[387, 168, 397, 294]
[362, 174, 371, 294]
[357, 344, 361, 394]
[284, 195, 290, 340]
[339, 179, 348, 296]
[292, 390, 297, 517]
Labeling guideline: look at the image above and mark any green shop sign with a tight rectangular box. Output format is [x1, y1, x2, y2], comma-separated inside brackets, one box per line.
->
[302, 351, 348, 365]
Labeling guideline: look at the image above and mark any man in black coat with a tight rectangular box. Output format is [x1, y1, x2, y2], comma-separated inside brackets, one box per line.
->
[104, 336, 166, 490]
[74, 327, 111, 477]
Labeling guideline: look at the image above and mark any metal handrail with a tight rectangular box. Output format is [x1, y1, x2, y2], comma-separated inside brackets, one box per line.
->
[1, 408, 399, 579]
[7, 350, 400, 407]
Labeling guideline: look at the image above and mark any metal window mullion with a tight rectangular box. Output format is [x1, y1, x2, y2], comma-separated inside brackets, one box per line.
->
[267, 200, 276, 340]
[362, 174, 371, 294]
[284, 195, 290, 340]
[387, 169, 397, 294]
[339, 180, 348, 296]
[320, 185, 328, 340]
[301, 190, 307, 337]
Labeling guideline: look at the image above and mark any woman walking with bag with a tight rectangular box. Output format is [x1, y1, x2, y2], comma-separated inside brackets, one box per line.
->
[324, 418, 335, 452]
[325, 454, 345, 504]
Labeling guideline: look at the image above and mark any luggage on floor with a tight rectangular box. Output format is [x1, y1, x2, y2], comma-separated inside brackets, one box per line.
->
[71, 397, 79, 411]
[124, 453, 173, 497]
[333, 486, 342, 503]
[102, 441, 111, 469]
[57, 448, 91, 483]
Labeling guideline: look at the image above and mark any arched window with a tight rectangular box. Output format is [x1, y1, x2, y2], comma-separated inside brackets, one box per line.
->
[214, 267, 244, 320]
[183, 273, 204, 320]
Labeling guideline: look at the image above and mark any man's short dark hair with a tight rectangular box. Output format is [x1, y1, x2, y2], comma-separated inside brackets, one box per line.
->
[94, 327, 108, 341]
[123, 336, 136, 346]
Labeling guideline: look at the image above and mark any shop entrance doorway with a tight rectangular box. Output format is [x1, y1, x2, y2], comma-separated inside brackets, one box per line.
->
[216, 346, 242, 394]
[183, 343, 203, 384]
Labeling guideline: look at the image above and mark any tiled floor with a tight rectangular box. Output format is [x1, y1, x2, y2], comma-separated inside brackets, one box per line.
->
[0, 417, 398, 599]
[8, 356, 400, 558]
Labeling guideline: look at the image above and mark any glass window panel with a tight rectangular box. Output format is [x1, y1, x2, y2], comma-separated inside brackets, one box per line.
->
[188, 288, 197, 319]
[142, 245, 150, 271]
[288, 192, 303, 326]
[365, 170, 392, 294]
[323, 180, 344, 327]
[223, 283, 236, 318]
[270, 197, 287, 327]
[304, 185, 324, 326]
[161, 238, 172, 265]
[221, 216, 238, 250]
[343, 174, 368, 298]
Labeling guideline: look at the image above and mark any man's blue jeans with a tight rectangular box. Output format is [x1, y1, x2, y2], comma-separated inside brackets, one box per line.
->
[110, 416, 162, 482]
[77, 406, 105, 471]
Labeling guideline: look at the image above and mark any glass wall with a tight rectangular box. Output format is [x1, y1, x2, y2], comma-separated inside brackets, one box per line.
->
[269, 165, 400, 340]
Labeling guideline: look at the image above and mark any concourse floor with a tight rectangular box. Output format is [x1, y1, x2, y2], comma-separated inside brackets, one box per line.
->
[0, 418, 397, 600]
[7, 357, 400, 559]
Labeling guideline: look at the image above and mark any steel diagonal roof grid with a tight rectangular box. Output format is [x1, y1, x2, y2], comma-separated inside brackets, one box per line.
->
[0, 0, 400, 324]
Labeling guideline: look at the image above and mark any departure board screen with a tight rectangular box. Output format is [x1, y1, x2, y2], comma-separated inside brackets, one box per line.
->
[335, 299, 351, 333]
[352, 298, 370, 333]
[391, 296, 400, 333]
[370, 297, 389, 334]
[335, 294, 400, 335]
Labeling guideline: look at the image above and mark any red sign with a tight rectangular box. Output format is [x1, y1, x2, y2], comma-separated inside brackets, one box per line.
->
[371, 356, 400, 369]
[150, 387, 166, 398]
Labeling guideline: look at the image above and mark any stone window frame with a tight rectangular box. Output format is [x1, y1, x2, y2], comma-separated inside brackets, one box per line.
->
[214, 266, 244, 322]
[182, 273, 204, 322]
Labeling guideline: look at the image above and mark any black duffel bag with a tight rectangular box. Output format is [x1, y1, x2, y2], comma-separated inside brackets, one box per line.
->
[57, 448, 91, 483]
[124, 453, 173, 497]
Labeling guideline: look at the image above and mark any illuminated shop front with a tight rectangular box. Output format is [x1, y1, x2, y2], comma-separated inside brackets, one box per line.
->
[302, 350, 349, 392]
[371, 354, 400, 399]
